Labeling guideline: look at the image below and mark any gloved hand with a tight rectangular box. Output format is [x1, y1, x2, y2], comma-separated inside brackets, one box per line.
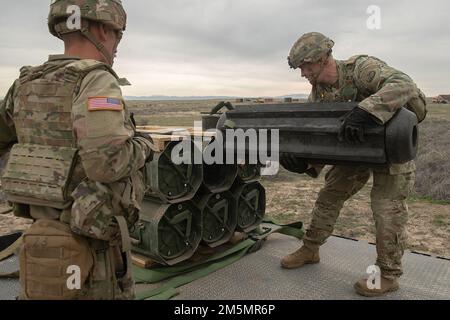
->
[280, 153, 308, 174]
[338, 107, 376, 143]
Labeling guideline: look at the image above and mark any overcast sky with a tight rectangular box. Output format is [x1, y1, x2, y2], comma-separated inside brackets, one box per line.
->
[1, 0, 449, 97]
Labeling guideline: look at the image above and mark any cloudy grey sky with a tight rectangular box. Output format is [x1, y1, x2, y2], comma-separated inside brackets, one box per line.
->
[1, 0, 449, 97]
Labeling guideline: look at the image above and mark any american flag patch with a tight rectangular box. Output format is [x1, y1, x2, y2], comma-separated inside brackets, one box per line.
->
[87, 97, 123, 111]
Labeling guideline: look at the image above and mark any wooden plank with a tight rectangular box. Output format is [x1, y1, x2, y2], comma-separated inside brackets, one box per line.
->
[131, 232, 248, 269]
[131, 253, 158, 269]
[138, 125, 192, 134]
[144, 133, 185, 152]
[137, 126, 217, 138]
[228, 232, 247, 245]
[137, 125, 217, 152]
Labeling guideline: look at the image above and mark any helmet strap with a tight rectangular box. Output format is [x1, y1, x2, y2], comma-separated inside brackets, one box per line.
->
[79, 20, 114, 66]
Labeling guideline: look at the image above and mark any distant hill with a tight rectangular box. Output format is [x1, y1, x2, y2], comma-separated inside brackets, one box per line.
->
[125, 95, 236, 101]
[125, 94, 309, 101]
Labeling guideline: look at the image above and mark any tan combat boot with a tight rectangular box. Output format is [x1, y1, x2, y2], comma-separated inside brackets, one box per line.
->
[354, 276, 399, 297]
[280, 245, 320, 269]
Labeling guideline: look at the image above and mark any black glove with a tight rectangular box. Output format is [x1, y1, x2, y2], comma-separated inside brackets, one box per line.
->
[338, 107, 376, 143]
[280, 153, 308, 174]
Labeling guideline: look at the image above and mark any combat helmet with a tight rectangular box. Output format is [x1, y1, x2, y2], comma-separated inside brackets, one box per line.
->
[288, 32, 334, 69]
[48, 0, 127, 65]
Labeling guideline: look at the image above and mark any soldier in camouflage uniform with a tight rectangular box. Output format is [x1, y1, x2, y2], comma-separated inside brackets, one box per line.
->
[280, 32, 427, 297]
[0, 0, 155, 299]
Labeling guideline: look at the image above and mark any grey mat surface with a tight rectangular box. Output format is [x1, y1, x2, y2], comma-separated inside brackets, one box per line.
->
[0, 255, 20, 300]
[1, 234, 449, 300]
[169, 234, 450, 300]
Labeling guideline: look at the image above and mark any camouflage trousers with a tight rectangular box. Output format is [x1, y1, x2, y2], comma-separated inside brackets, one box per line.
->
[303, 165, 415, 279]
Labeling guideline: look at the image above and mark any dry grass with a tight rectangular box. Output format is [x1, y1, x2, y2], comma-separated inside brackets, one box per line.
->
[414, 103, 450, 201]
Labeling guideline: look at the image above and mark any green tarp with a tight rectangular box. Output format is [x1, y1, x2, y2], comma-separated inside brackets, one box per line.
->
[133, 220, 304, 300]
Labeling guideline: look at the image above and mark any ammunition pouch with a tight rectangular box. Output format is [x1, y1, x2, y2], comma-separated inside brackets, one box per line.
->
[19, 219, 94, 300]
[19, 219, 134, 300]
[1, 144, 78, 210]
[84, 239, 134, 300]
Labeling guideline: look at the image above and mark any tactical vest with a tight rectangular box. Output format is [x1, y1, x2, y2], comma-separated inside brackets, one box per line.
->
[312, 55, 427, 122]
[312, 55, 367, 103]
[1, 59, 119, 210]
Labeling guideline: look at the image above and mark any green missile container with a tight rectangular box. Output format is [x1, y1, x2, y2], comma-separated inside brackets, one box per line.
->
[194, 188, 237, 248]
[130, 199, 202, 266]
[202, 142, 238, 193]
[237, 163, 262, 183]
[230, 181, 266, 232]
[145, 140, 203, 203]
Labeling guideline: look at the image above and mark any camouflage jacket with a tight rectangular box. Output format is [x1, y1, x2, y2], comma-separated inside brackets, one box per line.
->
[0, 54, 151, 181]
[0, 55, 153, 222]
[309, 55, 426, 174]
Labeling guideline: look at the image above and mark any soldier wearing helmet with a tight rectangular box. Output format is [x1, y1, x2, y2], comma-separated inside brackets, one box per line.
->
[48, 0, 127, 66]
[0, 0, 155, 299]
[287, 32, 335, 85]
[280, 32, 427, 297]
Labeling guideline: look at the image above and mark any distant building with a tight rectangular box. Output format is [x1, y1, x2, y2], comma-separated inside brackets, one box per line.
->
[432, 95, 450, 104]
[284, 97, 293, 103]
[235, 98, 244, 103]
[264, 98, 274, 103]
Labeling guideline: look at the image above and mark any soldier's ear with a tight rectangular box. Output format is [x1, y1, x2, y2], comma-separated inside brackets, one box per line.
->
[324, 54, 333, 65]
[89, 22, 108, 43]
[99, 24, 110, 42]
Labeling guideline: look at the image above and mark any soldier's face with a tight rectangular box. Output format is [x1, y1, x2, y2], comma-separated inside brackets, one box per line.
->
[299, 62, 323, 84]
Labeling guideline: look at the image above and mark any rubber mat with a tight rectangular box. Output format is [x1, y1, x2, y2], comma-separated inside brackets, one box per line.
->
[0, 255, 20, 300]
[1, 234, 449, 300]
[168, 234, 450, 300]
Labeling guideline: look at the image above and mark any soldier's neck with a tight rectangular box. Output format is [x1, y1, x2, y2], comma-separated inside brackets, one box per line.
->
[317, 58, 339, 87]
[64, 43, 107, 64]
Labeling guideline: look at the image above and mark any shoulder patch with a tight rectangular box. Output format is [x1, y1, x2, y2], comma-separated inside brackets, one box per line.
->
[88, 97, 123, 112]
[345, 55, 368, 65]
[355, 61, 382, 91]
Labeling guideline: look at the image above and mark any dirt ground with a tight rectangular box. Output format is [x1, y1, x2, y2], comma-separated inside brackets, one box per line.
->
[262, 168, 450, 259]
[1, 99, 448, 259]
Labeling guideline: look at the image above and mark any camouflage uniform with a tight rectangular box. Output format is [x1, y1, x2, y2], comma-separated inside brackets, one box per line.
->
[288, 34, 427, 280]
[0, 0, 153, 300]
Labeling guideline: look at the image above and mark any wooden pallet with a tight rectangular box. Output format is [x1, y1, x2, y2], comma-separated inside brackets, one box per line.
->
[131, 232, 247, 269]
[138, 125, 216, 138]
[137, 125, 216, 152]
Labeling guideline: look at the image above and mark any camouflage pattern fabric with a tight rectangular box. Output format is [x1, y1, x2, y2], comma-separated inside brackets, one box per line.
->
[309, 54, 426, 175]
[48, 0, 126, 66]
[0, 81, 18, 159]
[48, 0, 127, 38]
[70, 172, 144, 243]
[0, 55, 152, 299]
[309, 55, 427, 124]
[301, 51, 426, 280]
[288, 32, 334, 68]
[303, 166, 415, 279]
